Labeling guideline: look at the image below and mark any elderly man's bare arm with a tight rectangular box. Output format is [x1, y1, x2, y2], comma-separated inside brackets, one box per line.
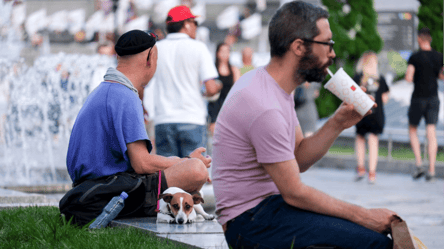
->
[127, 141, 211, 174]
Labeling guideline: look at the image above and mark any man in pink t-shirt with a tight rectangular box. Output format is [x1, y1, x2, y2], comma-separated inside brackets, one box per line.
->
[212, 1, 398, 249]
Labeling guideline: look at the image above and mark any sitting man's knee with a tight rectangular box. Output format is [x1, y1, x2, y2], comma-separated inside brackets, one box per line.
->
[188, 158, 208, 183]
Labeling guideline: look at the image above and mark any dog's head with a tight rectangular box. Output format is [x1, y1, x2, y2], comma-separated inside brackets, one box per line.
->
[159, 192, 204, 224]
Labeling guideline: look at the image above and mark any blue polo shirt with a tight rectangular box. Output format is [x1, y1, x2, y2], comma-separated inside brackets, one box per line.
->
[67, 82, 152, 183]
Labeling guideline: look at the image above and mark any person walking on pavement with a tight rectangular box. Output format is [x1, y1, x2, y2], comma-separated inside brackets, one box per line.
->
[353, 52, 390, 184]
[151, 5, 221, 158]
[211, 1, 397, 248]
[405, 27, 444, 182]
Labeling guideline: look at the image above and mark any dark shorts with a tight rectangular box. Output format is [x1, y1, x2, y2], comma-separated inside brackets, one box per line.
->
[225, 195, 392, 249]
[355, 114, 384, 136]
[408, 97, 440, 126]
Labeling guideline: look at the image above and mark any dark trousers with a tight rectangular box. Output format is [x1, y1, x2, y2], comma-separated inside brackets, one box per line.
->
[225, 195, 392, 249]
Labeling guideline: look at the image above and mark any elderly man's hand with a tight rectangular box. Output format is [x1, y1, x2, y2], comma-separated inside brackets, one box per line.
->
[189, 147, 211, 168]
[332, 86, 377, 130]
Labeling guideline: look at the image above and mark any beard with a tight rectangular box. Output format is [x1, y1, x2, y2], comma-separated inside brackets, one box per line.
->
[297, 50, 333, 83]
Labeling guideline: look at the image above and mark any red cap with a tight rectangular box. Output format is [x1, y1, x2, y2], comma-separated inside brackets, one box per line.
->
[167, 5, 199, 23]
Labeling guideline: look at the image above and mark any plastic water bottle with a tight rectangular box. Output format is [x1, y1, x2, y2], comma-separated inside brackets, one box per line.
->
[89, 191, 128, 229]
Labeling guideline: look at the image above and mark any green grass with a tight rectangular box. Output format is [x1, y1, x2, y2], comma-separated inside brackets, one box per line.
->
[328, 145, 444, 162]
[0, 206, 187, 249]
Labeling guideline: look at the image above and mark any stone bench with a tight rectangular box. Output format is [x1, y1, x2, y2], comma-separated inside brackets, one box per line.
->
[111, 217, 228, 249]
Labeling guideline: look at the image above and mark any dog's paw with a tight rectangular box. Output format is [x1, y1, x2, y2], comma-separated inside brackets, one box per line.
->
[204, 214, 215, 220]
[186, 220, 194, 224]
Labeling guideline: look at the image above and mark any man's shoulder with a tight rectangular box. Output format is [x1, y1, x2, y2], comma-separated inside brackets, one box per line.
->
[103, 83, 139, 106]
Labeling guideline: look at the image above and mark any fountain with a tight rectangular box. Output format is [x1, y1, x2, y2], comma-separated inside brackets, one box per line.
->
[0, 2, 116, 186]
[0, 54, 116, 186]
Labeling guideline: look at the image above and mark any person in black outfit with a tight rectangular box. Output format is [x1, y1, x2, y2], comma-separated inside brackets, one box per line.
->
[207, 43, 240, 135]
[405, 27, 444, 182]
[353, 52, 390, 184]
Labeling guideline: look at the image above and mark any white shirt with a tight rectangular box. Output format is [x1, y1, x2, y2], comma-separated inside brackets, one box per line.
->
[152, 33, 218, 125]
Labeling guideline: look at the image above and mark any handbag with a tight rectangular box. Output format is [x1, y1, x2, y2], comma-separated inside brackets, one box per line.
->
[391, 215, 428, 249]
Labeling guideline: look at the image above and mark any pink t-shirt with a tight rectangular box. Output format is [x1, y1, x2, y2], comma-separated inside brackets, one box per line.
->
[211, 66, 299, 225]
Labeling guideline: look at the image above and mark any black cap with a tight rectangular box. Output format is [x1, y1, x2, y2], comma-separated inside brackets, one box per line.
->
[114, 30, 157, 56]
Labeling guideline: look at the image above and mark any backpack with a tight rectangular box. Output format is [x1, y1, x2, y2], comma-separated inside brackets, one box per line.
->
[59, 172, 154, 227]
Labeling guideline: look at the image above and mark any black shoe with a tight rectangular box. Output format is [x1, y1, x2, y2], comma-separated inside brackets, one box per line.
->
[425, 172, 435, 182]
[354, 167, 366, 182]
[412, 166, 426, 180]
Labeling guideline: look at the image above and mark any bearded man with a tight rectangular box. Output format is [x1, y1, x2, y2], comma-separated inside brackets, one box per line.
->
[211, 1, 397, 248]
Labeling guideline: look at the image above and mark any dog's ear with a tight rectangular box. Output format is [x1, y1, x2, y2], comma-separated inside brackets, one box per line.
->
[159, 193, 173, 203]
[192, 194, 204, 204]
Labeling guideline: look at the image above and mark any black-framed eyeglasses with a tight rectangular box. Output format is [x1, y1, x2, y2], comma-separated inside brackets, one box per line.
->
[145, 31, 158, 62]
[302, 39, 335, 52]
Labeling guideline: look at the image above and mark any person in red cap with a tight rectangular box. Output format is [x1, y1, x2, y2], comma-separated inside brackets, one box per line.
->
[150, 5, 221, 159]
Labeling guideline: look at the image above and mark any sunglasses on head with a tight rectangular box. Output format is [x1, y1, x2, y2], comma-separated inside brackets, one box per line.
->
[302, 39, 335, 53]
[145, 31, 158, 62]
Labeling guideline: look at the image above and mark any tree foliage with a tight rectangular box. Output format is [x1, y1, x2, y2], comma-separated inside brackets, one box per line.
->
[417, 0, 443, 53]
[316, 0, 384, 118]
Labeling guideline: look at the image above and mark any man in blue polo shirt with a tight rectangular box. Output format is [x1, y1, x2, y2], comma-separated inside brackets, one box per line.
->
[63, 30, 211, 224]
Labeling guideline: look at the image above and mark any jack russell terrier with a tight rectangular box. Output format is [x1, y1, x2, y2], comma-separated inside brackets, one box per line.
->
[156, 187, 215, 224]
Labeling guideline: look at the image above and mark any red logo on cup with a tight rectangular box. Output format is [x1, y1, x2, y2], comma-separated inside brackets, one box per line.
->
[351, 86, 356, 91]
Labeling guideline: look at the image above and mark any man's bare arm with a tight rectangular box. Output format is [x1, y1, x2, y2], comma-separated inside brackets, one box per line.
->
[294, 118, 341, 172]
[405, 64, 415, 82]
[127, 140, 186, 174]
[263, 159, 397, 234]
[127, 141, 212, 174]
[295, 95, 374, 172]
[439, 67, 444, 80]
[204, 79, 222, 96]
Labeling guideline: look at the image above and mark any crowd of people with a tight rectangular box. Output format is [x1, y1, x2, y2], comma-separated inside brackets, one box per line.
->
[58, 1, 443, 248]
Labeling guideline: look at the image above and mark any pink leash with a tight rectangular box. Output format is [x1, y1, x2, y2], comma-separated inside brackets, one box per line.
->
[155, 170, 161, 213]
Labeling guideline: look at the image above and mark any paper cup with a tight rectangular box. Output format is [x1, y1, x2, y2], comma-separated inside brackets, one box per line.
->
[324, 68, 375, 116]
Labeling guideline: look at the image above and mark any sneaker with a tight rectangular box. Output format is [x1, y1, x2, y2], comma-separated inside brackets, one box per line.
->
[425, 172, 435, 182]
[412, 166, 426, 180]
[354, 167, 366, 182]
[368, 172, 376, 184]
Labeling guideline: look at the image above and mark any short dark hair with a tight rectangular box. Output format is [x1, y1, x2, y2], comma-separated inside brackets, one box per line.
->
[166, 16, 185, 33]
[418, 27, 432, 42]
[268, 1, 329, 57]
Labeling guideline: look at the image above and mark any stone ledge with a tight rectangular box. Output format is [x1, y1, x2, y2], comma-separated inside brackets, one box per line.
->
[111, 217, 227, 249]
